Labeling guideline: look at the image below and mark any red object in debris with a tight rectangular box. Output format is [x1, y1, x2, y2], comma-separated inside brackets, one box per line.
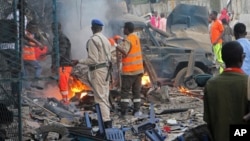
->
[163, 126, 171, 133]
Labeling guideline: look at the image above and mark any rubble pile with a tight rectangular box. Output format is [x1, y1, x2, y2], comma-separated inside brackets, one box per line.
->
[2, 86, 205, 141]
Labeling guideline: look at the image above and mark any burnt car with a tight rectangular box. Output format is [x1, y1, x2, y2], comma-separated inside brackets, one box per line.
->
[109, 4, 215, 89]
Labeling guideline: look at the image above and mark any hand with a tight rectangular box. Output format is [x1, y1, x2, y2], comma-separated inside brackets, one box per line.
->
[39, 53, 47, 59]
[113, 35, 123, 40]
[212, 41, 218, 46]
[71, 60, 79, 66]
[39, 45, 45, 50]
[38, 43, 43, 48]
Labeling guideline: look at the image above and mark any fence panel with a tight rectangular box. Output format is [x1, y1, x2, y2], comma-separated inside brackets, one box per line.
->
[0, 0, 59, 140]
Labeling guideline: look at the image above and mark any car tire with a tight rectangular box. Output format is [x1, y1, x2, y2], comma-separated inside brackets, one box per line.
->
[35, 123, 69, 140]
[174, 67, 204, 89]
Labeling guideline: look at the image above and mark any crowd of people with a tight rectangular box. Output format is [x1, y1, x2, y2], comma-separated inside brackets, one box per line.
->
[205, 8, 250, 141]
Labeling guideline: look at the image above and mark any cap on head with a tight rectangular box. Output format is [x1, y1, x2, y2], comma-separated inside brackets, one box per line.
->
[91, 19, 104, 26]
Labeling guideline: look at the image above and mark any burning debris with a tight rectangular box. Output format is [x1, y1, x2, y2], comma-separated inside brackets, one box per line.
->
[0, 1, 211, 140]
[178, 86, 203, 99]
[2, 84, 204, 141]
[141, 73, 151, 87]
[70, 76, 91, 100]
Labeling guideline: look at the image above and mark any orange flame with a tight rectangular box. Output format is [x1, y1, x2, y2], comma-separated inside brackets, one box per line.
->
[141, 73, 150, 86]
[178, 86, 190, 94]
[178, 86, 203, 99]
[80, 92, 88, 98]
[70, 76, 91, 98]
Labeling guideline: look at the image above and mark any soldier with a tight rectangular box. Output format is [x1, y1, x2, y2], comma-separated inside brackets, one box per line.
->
[73, 19, 112, 128]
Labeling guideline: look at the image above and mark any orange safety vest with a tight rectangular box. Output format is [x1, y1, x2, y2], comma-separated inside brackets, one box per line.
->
[23, 45, 36, 61]
[122, 34, 144, 75]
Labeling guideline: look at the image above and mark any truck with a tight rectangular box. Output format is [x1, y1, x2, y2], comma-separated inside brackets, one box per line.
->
[109, 4, 215, 90]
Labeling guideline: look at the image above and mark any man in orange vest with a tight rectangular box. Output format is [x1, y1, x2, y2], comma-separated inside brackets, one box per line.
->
[116, 22, 144, 118]
[23, 21, 43, 89]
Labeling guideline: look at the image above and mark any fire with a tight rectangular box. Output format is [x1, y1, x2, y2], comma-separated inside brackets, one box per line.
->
[80, 92, 87, 98]
[70, 76, 91, 98]
[178, 86, 190, 94]
[178, 86, 203, 99]
[141, 73, 150, 86]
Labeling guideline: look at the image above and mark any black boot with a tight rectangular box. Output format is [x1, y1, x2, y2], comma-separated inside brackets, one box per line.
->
[104, 120, 112, 128]
[133, 102, 141, 115]
[120, 102, 128, 119]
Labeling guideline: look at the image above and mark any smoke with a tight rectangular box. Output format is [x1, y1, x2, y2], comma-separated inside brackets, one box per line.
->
[58, 0, 123, 60]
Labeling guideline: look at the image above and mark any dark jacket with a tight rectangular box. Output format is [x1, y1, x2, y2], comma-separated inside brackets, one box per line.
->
[204, 72, 249, 141]
[52, 32, 71, 66]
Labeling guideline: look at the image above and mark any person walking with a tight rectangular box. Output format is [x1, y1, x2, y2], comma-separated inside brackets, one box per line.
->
[116, 22, 144, 118]
[23, 21, 44, 89]
[234, 23, 250, 75]
[204, 41, 250, 141]
[51, 22, 72, 104]
[73, 19, 112, 128]
[209, 11, 224, 73]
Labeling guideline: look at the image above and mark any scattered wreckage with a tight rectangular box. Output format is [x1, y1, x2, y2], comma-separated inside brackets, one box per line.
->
[0, 2, 213, 141]
[109, 4, 215, 90]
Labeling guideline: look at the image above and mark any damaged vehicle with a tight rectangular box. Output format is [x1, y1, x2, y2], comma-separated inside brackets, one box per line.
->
[109, 4, 215, 89]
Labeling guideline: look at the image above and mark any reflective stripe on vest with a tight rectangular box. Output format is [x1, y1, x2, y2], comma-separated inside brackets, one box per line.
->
[23, 46, 36, 60]
[122, 34, 143, 74]
[120, 99, 130, 103]
[133, 99, 141, 102]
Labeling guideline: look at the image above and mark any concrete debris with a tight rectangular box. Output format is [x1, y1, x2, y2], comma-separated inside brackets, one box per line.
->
[47, 132, 60, 140]
[167, 119, 178, 125]
[24, 120, 40, 129]
[0, 86, 205, 140]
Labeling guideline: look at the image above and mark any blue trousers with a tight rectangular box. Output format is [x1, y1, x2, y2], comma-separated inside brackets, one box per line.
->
[23, 60, 42, 88]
